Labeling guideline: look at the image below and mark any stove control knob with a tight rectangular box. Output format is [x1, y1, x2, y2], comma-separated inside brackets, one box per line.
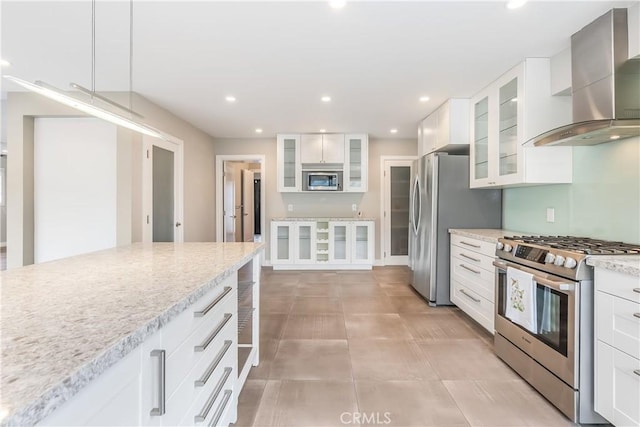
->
[544, 253, 556, 264]
[554, 255, 565, 266]
[503, 244, 513, 253]
[496, 242, 504, 250]
[564, 257, 577, 269]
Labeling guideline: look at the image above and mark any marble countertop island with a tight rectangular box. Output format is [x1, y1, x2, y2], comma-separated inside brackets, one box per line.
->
[271, 217, 375, 221]
[586, 255, 640, 277]
[0, 242, 264, 426]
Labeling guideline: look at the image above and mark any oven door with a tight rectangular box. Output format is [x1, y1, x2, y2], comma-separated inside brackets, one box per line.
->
[494, 259, 578, 388]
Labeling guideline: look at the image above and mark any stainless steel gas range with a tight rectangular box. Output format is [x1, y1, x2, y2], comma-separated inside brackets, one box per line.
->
[493, 236, 640, 424]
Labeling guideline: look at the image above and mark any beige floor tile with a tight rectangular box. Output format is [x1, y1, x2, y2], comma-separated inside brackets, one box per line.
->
[355, 380, 469, 427]
[349, 339, 438, 381]
[260, 314, 288, 340]
[260, 296, 294, 314]
[295, 282, 341, 297]
[378, 283, 417, 296]
[344, 314, 413, 339]
[253, 380, 358, 427]
[417, 339, 519, 380]
[281, 314, 347, 339]
[388, 296, 438, 313]
[261, 282, 299, 296]
[269, 339, 352, 380]
[443, 379, 575, 426]
[248, 339, 280, 380]
[339, 283, 387, 297]
[400, 313, 479, 341]
[290, 297, 342, 314]
[452, 311, 494, 347]
[233, 380, 267, 427]
[298, 272, 339, 283]
[341, 296, 396, 314]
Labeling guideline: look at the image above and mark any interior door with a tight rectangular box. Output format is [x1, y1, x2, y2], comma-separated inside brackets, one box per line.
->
[223, 162, 236, 242]
[383, 160, 412, 265]
[242, 169, 255, 242]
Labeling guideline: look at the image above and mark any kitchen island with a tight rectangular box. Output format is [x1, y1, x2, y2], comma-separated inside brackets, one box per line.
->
[0, 242, 264, 426]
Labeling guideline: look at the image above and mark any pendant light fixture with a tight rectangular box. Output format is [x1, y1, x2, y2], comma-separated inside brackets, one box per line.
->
[4, 0, 168, 140]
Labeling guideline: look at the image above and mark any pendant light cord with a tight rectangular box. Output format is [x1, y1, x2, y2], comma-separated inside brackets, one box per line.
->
[91, 0, 96, 97]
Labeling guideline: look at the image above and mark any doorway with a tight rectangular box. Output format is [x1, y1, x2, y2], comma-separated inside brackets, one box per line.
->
[216, 155, 265, 244]
[142, 135, 184, 243]
[380, 157, 415, 265]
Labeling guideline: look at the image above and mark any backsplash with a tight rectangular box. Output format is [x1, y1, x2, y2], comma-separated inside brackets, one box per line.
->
[503, 136, 640, 244]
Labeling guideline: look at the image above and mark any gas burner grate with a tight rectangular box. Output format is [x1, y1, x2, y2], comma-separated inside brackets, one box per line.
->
[505, 235, 640, 255]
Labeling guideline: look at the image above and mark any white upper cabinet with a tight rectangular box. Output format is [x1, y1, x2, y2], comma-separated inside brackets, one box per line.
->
[300, 134, 345, 164]
[419, 99, 470, 156]
[344, 134, 368, 192]
[277, 134, 301, 192]
[469, 58, 574, 188]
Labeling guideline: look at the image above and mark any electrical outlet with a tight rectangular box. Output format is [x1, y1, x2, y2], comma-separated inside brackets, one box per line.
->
[546, 207, 555, 223]
[352, 204, 357, 212]
[288, 204, 293, 212]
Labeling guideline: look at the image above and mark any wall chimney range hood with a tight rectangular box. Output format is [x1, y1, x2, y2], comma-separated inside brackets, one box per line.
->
[530, 9, 640, 147]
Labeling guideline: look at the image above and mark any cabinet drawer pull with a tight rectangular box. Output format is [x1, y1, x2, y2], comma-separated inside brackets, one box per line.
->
[194, 367, 232, 423]
[460, 264, 481, 275]
[460, 253, 481, 262]
[460, 289, 481, 303]
[634, 313, 640, 319]
[195, 287, 233, 318]
[149, 349, 166, 416]
[195, 313, 232, 352]
[195, 340, 232, 387]
[210, 390, 232, 427]
[634, 370, 640, 377]
[460, 240, 481, 248]
[634, 288, 640, 294]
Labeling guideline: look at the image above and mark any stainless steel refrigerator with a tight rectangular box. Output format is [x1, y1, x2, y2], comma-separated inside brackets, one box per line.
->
[409, 153, 501, 305]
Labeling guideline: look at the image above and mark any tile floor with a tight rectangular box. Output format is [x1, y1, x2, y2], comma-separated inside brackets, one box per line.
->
[233, 267, 575, 427]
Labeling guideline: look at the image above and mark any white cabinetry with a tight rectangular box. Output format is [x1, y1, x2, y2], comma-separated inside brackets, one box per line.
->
[300, 134, 345, 164]
[329, 222, 350, 264]
[469, 58, 573, 188]
[351, 221, 374, 264]
[344, 134, 368, 192]
[418, 99, 470, 156]
[270, 221, 295, 265]
[594, 268, 640, 427]
[449, 234, 497, 333]
[294, 221, 317, 263]
[277, 134, 301, 192]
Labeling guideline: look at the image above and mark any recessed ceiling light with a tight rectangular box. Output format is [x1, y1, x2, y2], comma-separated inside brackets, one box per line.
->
[419, 96, 430, 102]
[610, 135, 621, 140]
[225, 95, 236, 102]
[390, 129, 398, 134]
[321, 96, 331, 103]
[320, 129, 326, 133]
[329, 1, 346, 9]
[506, 0, 527, 9]
[1, 59, 10, 67]
[255, 128, 263, 134]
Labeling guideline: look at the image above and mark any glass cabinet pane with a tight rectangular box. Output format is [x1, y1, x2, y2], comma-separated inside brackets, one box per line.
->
[474, 97, 489, 180]
[499, 78, 518, 177]
[283, 138, 297, 188]
[390, 166, 410, 256]
[333, 225, 348, 261]
[297, 225, 312, 261]
[348, 138, 362, 189]
[277, 226, 290, 260]
[354, 225, 369, 260]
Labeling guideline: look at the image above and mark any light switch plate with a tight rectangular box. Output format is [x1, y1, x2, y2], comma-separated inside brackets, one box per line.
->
[352, 204, 357, 212]
[546, 207, 555, 223]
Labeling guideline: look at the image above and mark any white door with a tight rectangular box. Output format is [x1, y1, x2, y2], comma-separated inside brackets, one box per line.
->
[242, 169, 255, 242]
[143, 136, 184, 243]
[383, 159, 413, 265]
[223, 162, 236, 242]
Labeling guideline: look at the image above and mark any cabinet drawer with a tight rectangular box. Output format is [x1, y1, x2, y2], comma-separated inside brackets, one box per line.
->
[451, 244, 495, 273]
[595, 268, 640, 304]
[595, 340, 640, 427]
[451, 259, 495, 302]
[450, 279, 494, 333]
[451, 235, 496, 257]
[597, 291, 640, 360]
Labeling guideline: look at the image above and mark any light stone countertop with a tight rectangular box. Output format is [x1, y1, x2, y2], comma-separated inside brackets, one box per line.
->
[0, 242, 264, 427]
[271, 217, 375, 221]
[448, 228, 527, 244]
[586, 255, 640, 277]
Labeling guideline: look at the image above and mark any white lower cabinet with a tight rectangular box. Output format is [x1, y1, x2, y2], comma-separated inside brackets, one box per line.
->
[449, 234, 497, 333]
[594, 267, 640, 427]
[270, 219, 374, 269]
[37, 259, 262, 427]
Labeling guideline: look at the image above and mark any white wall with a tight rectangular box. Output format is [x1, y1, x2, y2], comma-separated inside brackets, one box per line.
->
[34, 118, 117, 263]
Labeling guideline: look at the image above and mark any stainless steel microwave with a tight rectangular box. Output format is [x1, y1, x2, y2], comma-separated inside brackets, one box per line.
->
[306, 172, 339, 191]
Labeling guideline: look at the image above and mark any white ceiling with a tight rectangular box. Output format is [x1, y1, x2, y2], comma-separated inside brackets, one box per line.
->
[1, 0, 635, 139]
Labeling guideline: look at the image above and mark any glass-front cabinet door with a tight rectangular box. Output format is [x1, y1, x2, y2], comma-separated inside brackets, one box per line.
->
[277, 134, 301, 192]
[498, 77, 518, 179]
[329, 222, 350, 263]
[270, 221, 294, 264]
[472, 96, 490, 186]
[294, 222, 316, 264]
[351, 221, 374, 264]
[344, 134, 368, 192]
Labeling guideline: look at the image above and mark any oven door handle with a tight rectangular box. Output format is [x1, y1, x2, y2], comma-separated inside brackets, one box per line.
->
[493, 261, 575, 292]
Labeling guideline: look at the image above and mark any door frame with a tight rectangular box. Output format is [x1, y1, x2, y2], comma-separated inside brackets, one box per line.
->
[379, 156, 417, 266]
[142, 135, 184, 243]
[215, 155, 266, 244]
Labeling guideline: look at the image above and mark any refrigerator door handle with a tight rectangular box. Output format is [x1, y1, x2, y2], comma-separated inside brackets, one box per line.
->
[411, 174, 421, 236]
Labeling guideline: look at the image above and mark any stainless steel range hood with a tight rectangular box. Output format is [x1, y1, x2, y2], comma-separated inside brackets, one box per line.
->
[531, 8, 640, 147]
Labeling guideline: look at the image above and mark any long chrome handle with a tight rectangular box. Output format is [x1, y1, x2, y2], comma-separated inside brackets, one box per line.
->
[460, 289, 481, 303]
[461, 240, 481, 249]
[460, 253, 481, 262]
[149, 349, 166, 416]
[195, 313, 232, 352]
[194, 287, 232, 318]
[194, 367, 232, 423]
[492, 261, 575, 292]
[634, 370, 640, 377]
[634, 288, 640, 294]
[210, 390, 232, 427]
[634, 313, 640, 319]
[195, 340, 232, 387]
[460, 264, 481, 275]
